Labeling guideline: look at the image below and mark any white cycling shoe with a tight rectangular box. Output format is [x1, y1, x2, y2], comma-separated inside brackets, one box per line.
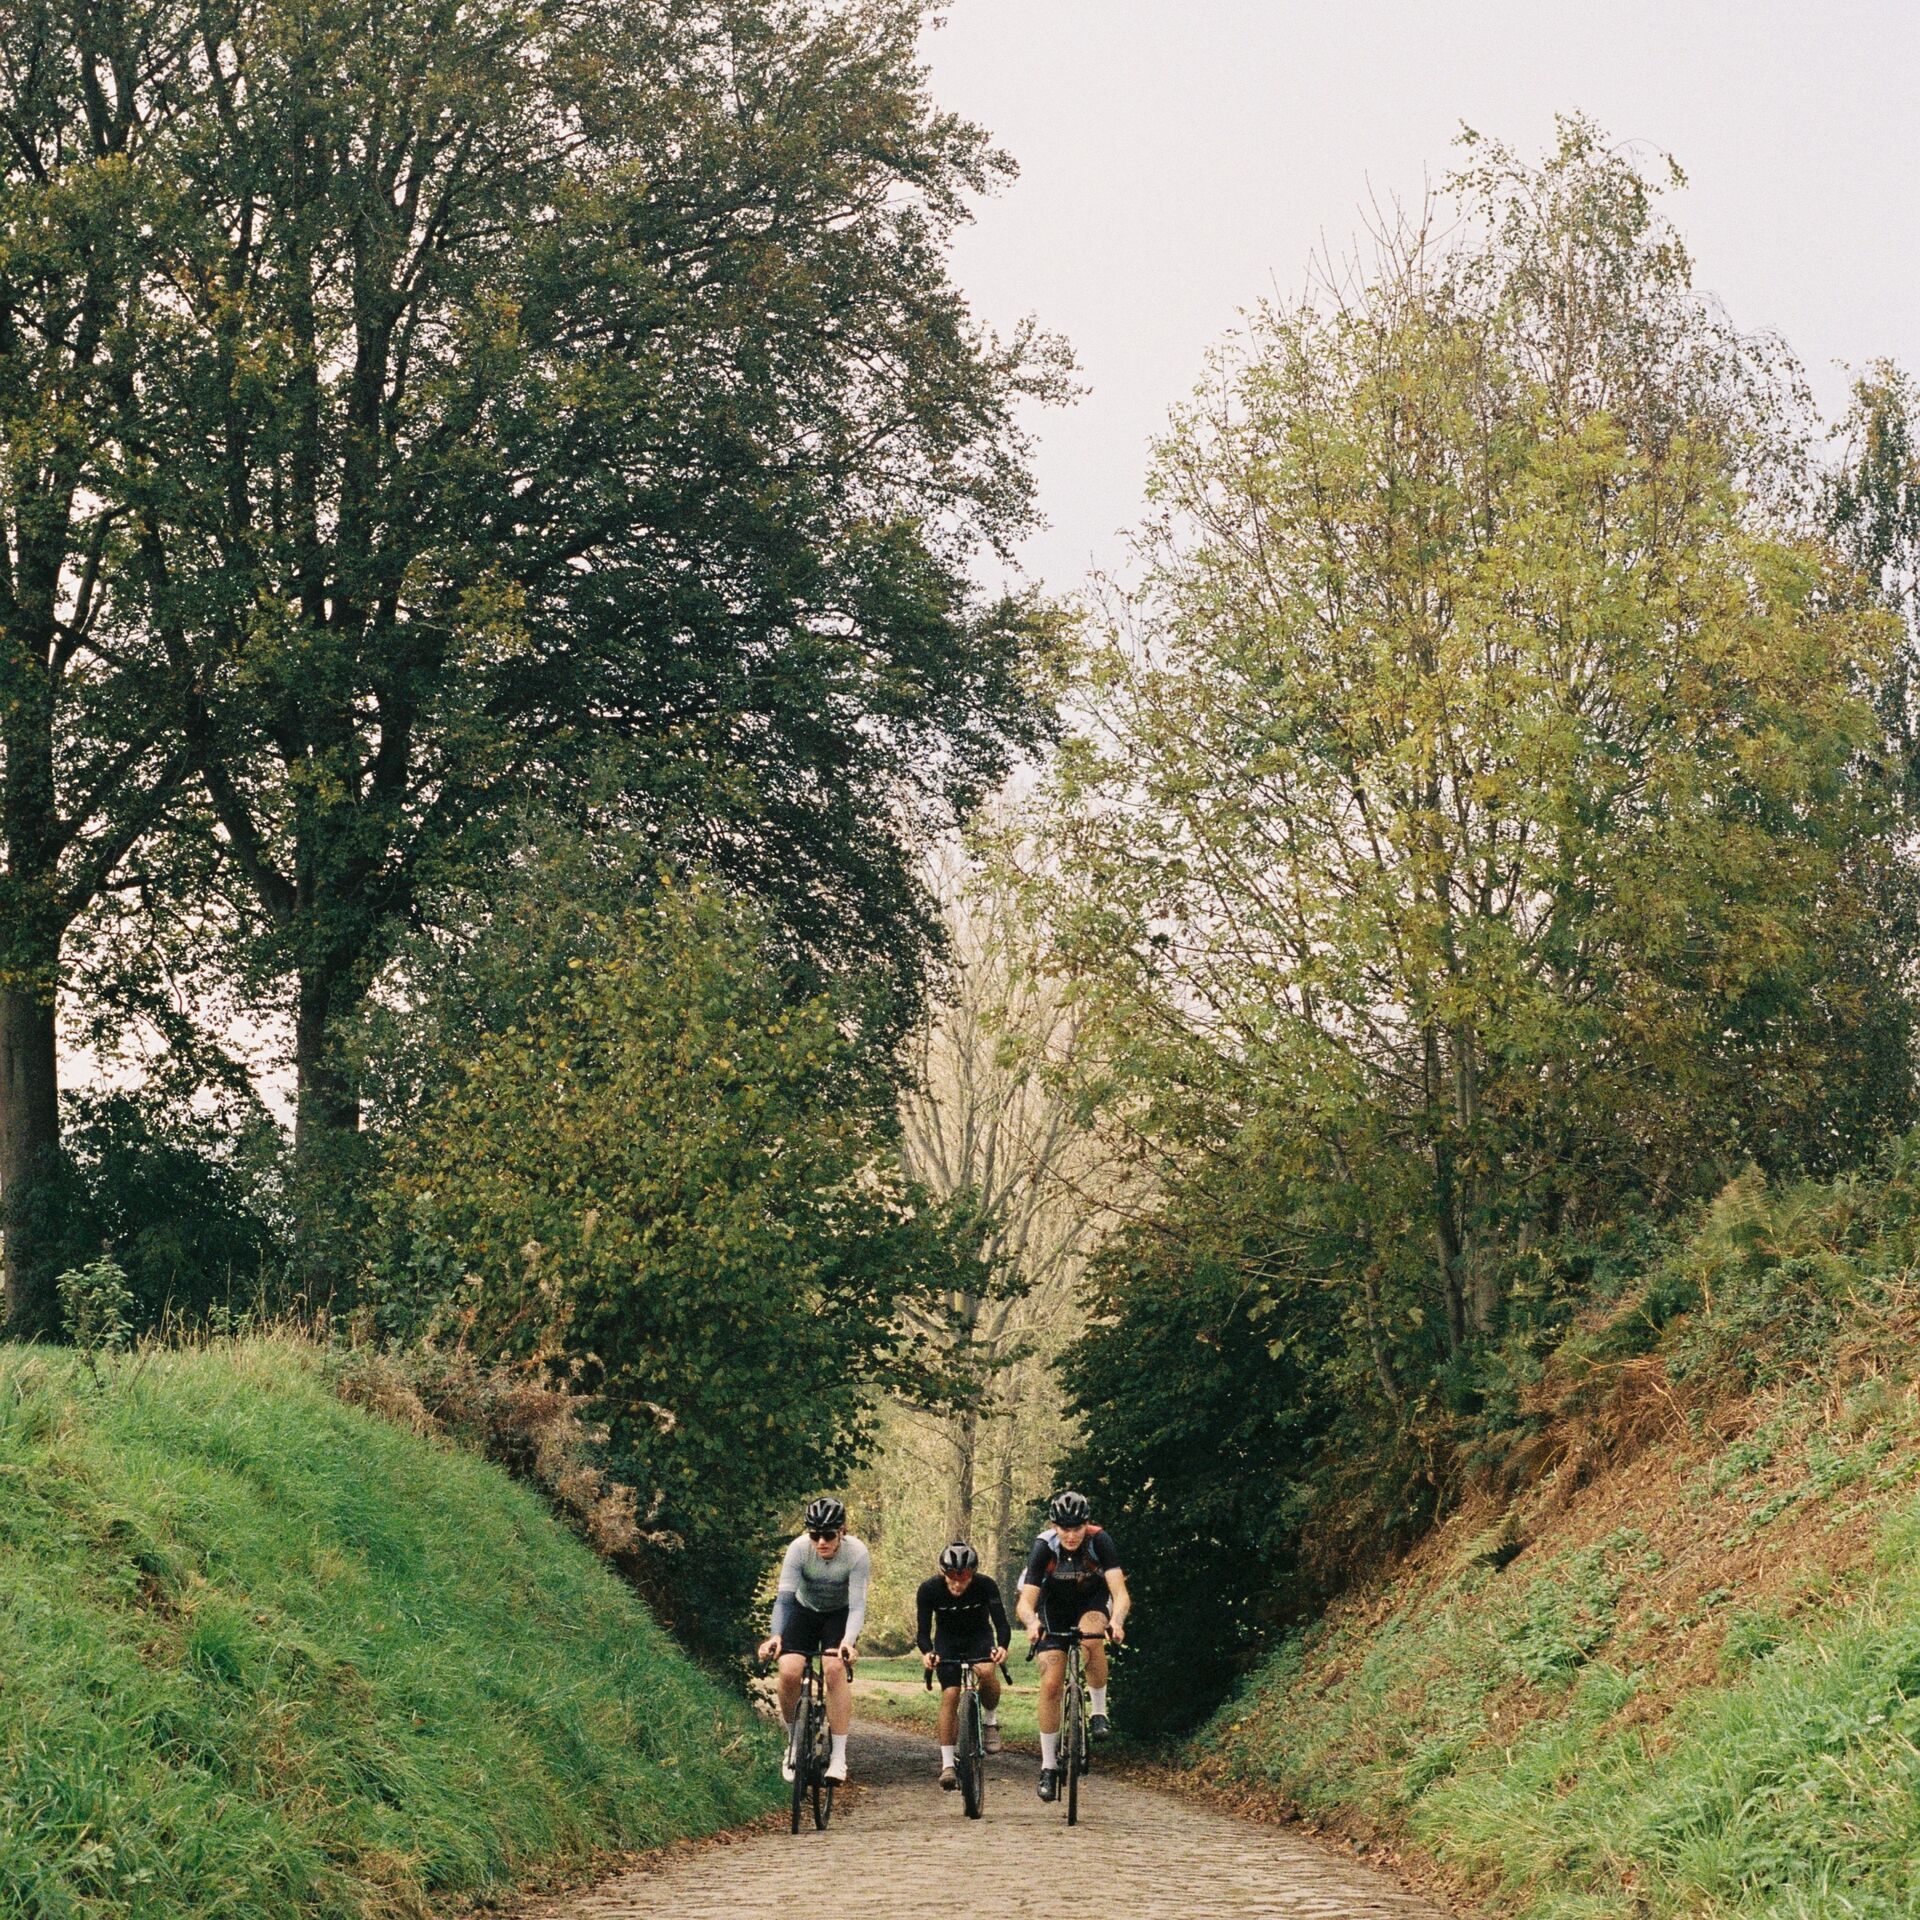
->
[825, 1753, 849, 1782]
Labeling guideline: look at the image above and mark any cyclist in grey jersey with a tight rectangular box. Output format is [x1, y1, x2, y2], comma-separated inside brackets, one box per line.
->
[769, 1531, 872, 1640]
[756, 1497, 868, 1781]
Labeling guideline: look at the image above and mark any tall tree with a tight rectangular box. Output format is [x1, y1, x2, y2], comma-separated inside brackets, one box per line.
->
[1828, 363, 1920, 801]
[109, 0, 1064, 1202]
[0, 2, 197, 1332]
[371, 878, 984, 1651]
[889, 845, 1135, 1580]
[1015, 121, 1907, 1405]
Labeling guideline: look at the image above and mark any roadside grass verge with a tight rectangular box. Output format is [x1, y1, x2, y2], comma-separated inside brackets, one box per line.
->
[853, 1651, 1153, 1764]
[1194, 1159, 1920, 1918]
[853, 1653, 1042, 1747]
[0, 1335, 777, 1919]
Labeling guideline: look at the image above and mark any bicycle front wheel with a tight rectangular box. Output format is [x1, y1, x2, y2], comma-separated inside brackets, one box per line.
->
[811, 1713, 833, 1829]
[1064, 1673, 1085, 1825]
[788, 1707, 809, 1834]
[958, 1691, 984, 1819]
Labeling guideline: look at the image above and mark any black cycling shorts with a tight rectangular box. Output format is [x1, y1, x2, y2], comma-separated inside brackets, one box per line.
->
[934, 1634, 1000, 1689]
[781, 1602, 850, 1656]
[1039, 1589, 1111, 1643]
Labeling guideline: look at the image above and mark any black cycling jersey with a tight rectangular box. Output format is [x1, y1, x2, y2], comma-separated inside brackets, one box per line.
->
[1022, 1525, 1122, 1625]
[914, 1573, 1012, 1657]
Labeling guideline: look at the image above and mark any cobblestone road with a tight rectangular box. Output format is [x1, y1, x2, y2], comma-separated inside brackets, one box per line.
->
[531, 1722, 1451, 1919]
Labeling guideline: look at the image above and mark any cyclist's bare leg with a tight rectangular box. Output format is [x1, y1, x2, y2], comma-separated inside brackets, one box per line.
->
[937, 1685, 961, 1744]
[1036, 1645, 1065, 1733]
[823, 1652, 852, 1736]
[1080, 1609, 1110, 1689]
[975, 1662, 1002, 1710]
[776, 1652, 805, 1723]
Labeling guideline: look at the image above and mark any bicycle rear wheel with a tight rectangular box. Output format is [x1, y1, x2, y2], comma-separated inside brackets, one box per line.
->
[958, 1690, 984, 1819]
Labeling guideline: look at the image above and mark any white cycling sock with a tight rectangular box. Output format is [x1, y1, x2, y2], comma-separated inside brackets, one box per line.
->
[1090, 1686, 1108, 1715]
[1040, 1730, 1059, 1768]
[982, 1708, 999, 1724]
[940, 1744, 956, 1767]
[831, 1734, 848, 1764]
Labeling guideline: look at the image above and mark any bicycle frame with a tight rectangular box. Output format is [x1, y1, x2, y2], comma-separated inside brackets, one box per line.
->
[1027, 1628, 1105, 1826]
[923, 1650, 995, 1818]
[779, 1646, 849, 1833]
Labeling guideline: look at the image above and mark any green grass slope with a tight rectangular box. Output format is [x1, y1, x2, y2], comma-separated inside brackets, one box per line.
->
[0, 1336, 776, 1919]
[1192, 1150, 1920, 1919]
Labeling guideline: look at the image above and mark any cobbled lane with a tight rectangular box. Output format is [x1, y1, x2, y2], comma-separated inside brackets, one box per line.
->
[529, 1721, 1451, 1919]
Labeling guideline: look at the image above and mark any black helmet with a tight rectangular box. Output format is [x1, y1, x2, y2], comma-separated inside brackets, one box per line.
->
[1048, 1490, 1092, 1527]
[803, 1497, 846, 1533]
[938, 1542, 979, 1573]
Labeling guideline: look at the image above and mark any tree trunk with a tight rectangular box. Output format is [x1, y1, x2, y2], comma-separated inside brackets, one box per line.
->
[945, 1403, 979, 1546]
[291, 963, 367, 1303]
[293, 965, 362, 1160]
[0, 978, 60, 1338]
[986, 1378, 1024, 1592]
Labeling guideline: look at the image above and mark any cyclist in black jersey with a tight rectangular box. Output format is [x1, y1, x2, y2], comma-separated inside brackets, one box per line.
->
[1016, 1489, 1130, 1801]
[915, 1543, 1011, 1788]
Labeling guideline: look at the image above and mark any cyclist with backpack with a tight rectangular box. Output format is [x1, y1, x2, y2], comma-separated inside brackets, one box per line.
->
[756, 1497, 869, 1782]
[915, 1542, 1011, 1789]
[1016, 1490, 1130, 1802]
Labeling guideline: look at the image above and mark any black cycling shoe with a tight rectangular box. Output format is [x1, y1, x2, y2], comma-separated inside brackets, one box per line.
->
[1090, 1712, 1112, 1740]
[1036, 1767, 1060, 1802]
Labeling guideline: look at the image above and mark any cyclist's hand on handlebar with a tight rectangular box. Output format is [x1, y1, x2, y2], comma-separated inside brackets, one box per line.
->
[1108, 1621, 1126, 1648]
[757, 1635, 782, 1662]
[836, 1640, 857, 1667]
[921, 1650, 939, 1671]
[990, 1644, 1007, 1665]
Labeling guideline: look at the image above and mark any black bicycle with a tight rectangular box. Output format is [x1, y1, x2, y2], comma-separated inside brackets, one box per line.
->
[1028, 1629, 1106, 1826]
[780, 1648, 848, 1832]
[922, 1654, 995, 1818]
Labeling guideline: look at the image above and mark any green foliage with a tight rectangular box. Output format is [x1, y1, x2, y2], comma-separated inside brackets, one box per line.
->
[1050, 1231, 1343, 1736]
[1828, 361, 1920, 808]
[370, 877, 983, 1655]
[0, 1335, 773, 1919]
[54, 1255, 134, 1377]
[3, 0, 1065, 1180]
[1010, 121, 1915, 1738]
[1241, 1521, 1920, 1920]
[1192, 1143, 1920, 1917]
[30, 1091, 288, 1333]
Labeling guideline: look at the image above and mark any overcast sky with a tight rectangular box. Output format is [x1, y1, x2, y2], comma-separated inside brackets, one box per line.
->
[920, 0, 1920, 598]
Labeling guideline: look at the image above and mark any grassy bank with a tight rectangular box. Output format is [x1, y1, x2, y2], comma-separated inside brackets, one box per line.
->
[853, 1653, 1043, 1747]
[1193, 1158, 1920, 1918]
[0, 1336, 776, 1919]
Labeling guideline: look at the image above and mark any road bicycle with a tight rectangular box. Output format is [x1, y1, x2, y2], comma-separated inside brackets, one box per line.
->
[777, 1646, 849, 1832]
[1027, 1628, 1106, 1826]
[922, 1652, 995, 1818]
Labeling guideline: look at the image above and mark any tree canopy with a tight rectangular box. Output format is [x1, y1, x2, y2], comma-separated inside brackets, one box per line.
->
[1010, 123, 1916, 1724]
[0, 0, 1068, 1320]
[370, 875, 985, 1649]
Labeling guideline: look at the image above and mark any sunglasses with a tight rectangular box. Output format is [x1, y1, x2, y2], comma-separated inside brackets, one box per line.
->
[808, 1528, 841, 1542]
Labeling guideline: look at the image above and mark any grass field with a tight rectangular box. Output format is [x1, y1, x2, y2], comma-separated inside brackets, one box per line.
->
[854, 1653, 1039, 1748]
[854, 1649, 1147, 1757]
[0, 1336, 778, 1919]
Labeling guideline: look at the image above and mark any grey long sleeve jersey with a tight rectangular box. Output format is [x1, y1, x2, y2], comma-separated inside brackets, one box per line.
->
[769, 1533, 871, 1641]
